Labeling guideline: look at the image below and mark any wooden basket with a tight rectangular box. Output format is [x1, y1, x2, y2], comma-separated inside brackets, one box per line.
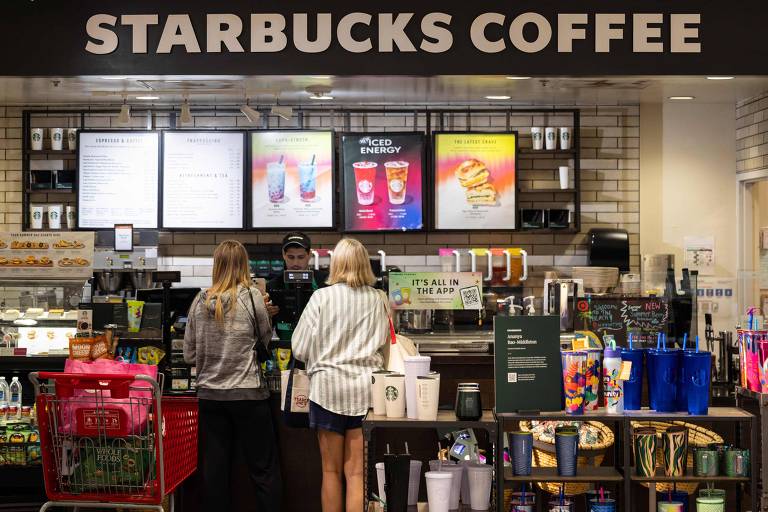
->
[518, 421, 615, 496]
[630, 421, 724, 495]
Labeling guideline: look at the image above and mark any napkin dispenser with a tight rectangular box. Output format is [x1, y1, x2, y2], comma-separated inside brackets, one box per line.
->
[587, 228, 629, 272]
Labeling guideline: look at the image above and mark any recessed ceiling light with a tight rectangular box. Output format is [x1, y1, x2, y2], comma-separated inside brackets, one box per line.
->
[486, 95, 511, 100]
[668, 96, 695, 100]
[505, 76, 531, 80]
[101, 76, 128, 80]
[706, 76, 735, 80]
[310, 95, 334, 100]
[136, 95, 159, 100]
[309, 76, 332, 79]
[165, 80, 185, 83]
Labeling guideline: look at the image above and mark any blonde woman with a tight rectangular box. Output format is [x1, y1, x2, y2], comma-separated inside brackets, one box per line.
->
[184, 240, 281, 511]
[293, 238, 389, 512]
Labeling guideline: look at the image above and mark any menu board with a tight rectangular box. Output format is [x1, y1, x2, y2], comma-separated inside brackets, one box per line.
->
[434, 132, 517, 230]
[0, 231, 95, 279]
[78, 131, 159, 229]
[575, 297, 670, 348]
[162, 131, 244, 229]
[341, 133, 424, 231]
[251, 131, 334, 229]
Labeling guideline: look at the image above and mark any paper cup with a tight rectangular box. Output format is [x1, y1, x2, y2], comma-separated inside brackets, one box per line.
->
[559, 166, 570, 190]
[416, 375, 439, 421]
[31, 128, 44, 150]
[50, 128, 64, 150]
[531, 127, 544, 150]
[371, 370, 393, 416]
[560, 127, 572, 150]
[467, 464, 493, 511]
[47, 204, 62, 230]
[407, 460, 422, 506]
[66, 206, 76, 230]
[66, 128, 78, 150]
[404, 355, 431, 419]
[383, 373, 406, 418]
[545, 127, 557, 150]
[425, 472, 453, 512]
[29, 205, 44, 229]
[375, 462, 387, 503]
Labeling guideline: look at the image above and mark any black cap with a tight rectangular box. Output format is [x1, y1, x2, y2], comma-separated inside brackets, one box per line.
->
[282, 232, 311, 251]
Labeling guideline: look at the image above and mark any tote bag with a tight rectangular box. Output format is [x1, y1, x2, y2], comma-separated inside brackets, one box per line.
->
[281, 360, 310, 428]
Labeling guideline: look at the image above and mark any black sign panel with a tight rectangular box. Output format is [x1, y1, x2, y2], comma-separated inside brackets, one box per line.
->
[575, 297, 669, 348]
[1, 1, 767, 76]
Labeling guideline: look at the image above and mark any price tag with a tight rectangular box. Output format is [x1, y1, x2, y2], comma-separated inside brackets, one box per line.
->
[619, 361, 632, 381]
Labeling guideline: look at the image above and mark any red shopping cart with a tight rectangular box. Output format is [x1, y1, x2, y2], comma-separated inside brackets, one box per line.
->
[29, 372, 198, 512]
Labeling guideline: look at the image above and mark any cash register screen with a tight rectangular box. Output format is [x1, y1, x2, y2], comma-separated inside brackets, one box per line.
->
[284, 270, 314, 284]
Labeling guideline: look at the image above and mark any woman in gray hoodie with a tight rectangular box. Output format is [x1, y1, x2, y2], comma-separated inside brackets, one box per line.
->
[184, 240, 280, 511]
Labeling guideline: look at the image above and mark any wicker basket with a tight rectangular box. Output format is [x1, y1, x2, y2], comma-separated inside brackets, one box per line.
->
[518, 420, 614, 496]
[630, 421, 724, 495]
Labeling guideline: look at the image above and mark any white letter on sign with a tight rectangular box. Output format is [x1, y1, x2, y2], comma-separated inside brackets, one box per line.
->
[157, 14, 201, 54]
[85, 14, 118, 55]
[251, 14, 288, 52]
[470, 13, 505, 53]
[557, 14, 588, 53]
[671, 14, 701, 53]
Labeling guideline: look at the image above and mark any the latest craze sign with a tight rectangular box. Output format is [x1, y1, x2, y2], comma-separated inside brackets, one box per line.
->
[1, 0, 767, 75]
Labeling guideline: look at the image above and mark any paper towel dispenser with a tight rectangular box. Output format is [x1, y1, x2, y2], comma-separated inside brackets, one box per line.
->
[587, 228, 630, 272]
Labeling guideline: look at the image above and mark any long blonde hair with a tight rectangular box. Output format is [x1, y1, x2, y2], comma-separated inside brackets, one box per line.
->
[326, 238, 376, 288]
[206, 240, 252, 323]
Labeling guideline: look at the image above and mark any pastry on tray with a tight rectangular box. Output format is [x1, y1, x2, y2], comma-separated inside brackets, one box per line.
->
[11, 241, 49, 250]
[53, 240, 85, 249]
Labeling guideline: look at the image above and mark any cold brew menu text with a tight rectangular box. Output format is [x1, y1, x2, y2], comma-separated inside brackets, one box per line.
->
[342, 133, 424, 231]
[78, 132, 159, 229]
[251, 131, 334, 229]
[162, 132, 244, 229]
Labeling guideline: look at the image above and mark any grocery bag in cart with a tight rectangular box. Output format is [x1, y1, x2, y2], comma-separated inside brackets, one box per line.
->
[69, 435, 156, 492]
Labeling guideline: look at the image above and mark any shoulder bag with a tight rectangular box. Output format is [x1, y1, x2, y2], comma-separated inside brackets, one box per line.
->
[246, 288, 273, 365]
[378, 290, 418, 374]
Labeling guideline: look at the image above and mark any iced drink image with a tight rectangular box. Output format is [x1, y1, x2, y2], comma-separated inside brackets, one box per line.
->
[384, 161, 408, 205]
[298, 162, 317, 202]
[353, 161, 377, 205]
[267, 161, 286, 203]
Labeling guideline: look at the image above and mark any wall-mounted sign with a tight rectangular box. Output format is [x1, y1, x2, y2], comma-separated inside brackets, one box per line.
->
[251, 131, 334, 229]
[388, 272, 483, 310]
[0, 231, 95, 279]
[434, 132, 517, 230]
[341, 133, 424, 232]
[575, 297, 669, 348]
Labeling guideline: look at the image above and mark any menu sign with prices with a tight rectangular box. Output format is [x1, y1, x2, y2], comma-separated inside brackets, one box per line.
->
[388, 272, 483, 310]
[575, 297, 670, 348]
[78, 131, 160, 229]
[494, 315, 562, 413]
[433, 133, 517, 230]
[162, 131, 245, 229]
[0, 231, 95, 278]
[251, 131, 334, 229]
[341, 133, 424, 231]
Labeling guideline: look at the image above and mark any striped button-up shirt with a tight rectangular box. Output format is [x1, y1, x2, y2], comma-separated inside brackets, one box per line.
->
[292, 284, 389, 416]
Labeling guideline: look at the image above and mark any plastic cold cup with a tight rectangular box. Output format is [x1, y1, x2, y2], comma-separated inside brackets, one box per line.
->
[657, 502, 684, 512]
[407, 459, 422, 506]
[695, 497, 725, 512]
[353, 161, 377, 205]
[622, 349, 644, 410]
[561, 351, 587, 415]
[425, 471, 452, 512]
[298, 162, 316, 202]
[467, 464, 493, 511]
[438, 464, 462, 510]
[683, 351, 712, 415]
[589, 498, 616, 512]
[649, 349, 679, 412]
[267, 161, 286, 202]
[384, 161, 408, 205]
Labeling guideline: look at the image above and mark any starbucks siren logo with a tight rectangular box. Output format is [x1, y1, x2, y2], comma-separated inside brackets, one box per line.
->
[385, 385, 399, 402]
[50, 211, 59, 220]
[32, 133, 41, 142]
[54, 133, 62, 141]
[33, 211, 42, 220]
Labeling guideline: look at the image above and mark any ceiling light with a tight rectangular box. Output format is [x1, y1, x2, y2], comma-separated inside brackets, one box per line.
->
[505, 76, 531, 80]
[485, 95, 511, 100]
[165, 80, 185, 83]
[101, 76, 128, 80]
[240, 103, 261, 124]
[668, 96, 695, 100]
[136, 95, 159, 100]
[180, 99, 192, 125]
[309, 76, 332, 79]
[117, 98, 130, 125]
[309, 95, 334, 100]
[305, 85, 333, 101]
[706, 76, 735, 80]
[271, 105, 294, 120]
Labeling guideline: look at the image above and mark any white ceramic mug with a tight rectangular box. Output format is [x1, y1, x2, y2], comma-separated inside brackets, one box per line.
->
[30, 128, 44, 150]
[559, 166, 570, 189]
[383, 373, 406, 418]
[29, 205, 44, 229]
[530, 127, 544, 150]
[416, 375, 440, 421]
[47, 204, 63, 229]
[560, 127, 572, 150]
[50, 128, 64, 151]
[545, 127, 557, 150]
[66, 206, 76, 230]
[66, 128, 78, 150]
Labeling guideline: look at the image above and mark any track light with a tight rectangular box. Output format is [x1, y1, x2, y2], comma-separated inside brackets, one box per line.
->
[271, 105, 293, 121]
[240, 102, 261, 124]
[117, 98, 131, 125]
[180, 99, 192, 125]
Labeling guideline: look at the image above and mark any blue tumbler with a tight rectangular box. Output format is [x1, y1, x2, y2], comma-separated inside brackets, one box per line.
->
[676, 349, 692, 412]
[510, 432, 533, 476]
[646, 348, 657, 410]
[683, 351, 711, 415]
[648, 348, 679, 412]
[622, 349, 644, 410]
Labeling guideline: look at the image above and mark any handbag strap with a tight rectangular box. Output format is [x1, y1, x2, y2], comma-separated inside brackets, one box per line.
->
[379, 290, 397, 345]
[245, 288, 268, 354]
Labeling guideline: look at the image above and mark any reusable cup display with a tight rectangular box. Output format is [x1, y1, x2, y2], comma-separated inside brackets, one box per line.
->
[589, 498, 616, 512]
[560, 127, 572, 150]
[416, 375, 440, 421]
[548, 497, 574, 512]
[559, 166, 570, 190]
[353, 161, 377, 205]
[531, 127, 544, 150]
[622, 348, 644, 410]
[298, 161, 317, 202]
[66, 206, 76, 230]
[659, 491, 689, 512]
[584, 349, 602, 411]
[694, 448, 719, 477]
[425, 471, 452, 512]
[657, 502, 684, 512]
[50, 128, 64, 150]
[375, 462, 387, 502]
[561, 351, 587, 415]
[383, 373, 406, 418]
[29, 205, 44, 229]
[30, 128, 44, 150]
[695, 497, 725, 512]
[267, 161, 286, 202]
[649, 349, 679, 412]
[371, 370, 393, 416]
[47, 204, 62, 230]
[724, 448, 749, 477]
[428, 459, 456, 472]
[467, 464, 492, 511]
[545, 127, 557, 150]
[662, 426, 688, 477]
[699, 489, 725, 499]
[509, 491, 535, 512]
[407, 460, 422, 506]
[455, 388, 482, 421]
[440, 464, 463, 510]
[555, 432, 579, 476]
[510, 431, 533, 476]
[683, 351, 712, 415]
[584, 491, 612, 509]
[384, 453, 410, 512]
[404, 355, 431, 419]
[66, 128, 78, 150]
[633, 427, 658, 477]
[384, 161, 408, 205]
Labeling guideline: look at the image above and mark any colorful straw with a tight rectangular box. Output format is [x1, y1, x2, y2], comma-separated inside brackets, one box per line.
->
[696, 335, 700, 352]
[629, 333, 633, 350]
[683, 333, 688, 350]
[657, 332, 662, 350]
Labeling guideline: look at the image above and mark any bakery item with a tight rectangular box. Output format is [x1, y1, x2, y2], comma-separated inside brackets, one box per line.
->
[454, 159, 490, 188]
[465, 183, 498, 205]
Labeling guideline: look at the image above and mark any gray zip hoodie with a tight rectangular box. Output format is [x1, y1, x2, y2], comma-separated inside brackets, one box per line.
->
[183, 285, 272, 401]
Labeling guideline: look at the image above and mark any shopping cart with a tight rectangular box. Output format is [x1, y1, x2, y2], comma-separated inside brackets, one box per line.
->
[29, 372, 198, 512]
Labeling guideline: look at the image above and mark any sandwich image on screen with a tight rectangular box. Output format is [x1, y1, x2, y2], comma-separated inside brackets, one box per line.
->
[453, 159, 498, 205]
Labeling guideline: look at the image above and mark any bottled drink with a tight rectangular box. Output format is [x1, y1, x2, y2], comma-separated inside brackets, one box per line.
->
[0, 376, 8, 407]
[9, 377, 22, 419]
[603, 342, 624, 414]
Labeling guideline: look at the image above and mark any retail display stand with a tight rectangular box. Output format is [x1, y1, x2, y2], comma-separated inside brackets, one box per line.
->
[736, 387, 768, 511]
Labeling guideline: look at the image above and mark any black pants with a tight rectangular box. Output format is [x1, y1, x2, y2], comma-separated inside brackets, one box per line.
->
[199, 399, 282, 512]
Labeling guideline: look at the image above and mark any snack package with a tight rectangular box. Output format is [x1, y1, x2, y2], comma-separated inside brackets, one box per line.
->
[137, 346, 165, 365]
[71, 436, 155, 490]
[276, 348, 292, 372]
[69, 336, 94, 361]
[89, 336, 111, 360]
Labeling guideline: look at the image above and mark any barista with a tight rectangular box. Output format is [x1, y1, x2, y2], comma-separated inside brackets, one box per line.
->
[266, 232, 327, 349]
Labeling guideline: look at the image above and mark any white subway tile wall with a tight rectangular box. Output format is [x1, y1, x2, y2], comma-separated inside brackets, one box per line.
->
[737, 92, 768, 174]
[0, 105, 641, 295]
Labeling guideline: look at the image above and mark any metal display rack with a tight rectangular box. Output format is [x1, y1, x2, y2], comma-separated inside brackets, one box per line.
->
[736, 387, 768, 511]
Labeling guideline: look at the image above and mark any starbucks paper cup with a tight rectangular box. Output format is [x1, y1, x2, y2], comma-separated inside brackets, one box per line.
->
[30, 128, 44, 150]
[559, 166, 570, 190]
[560, 127, 572, 150]
[545, 127, 557, 150]
[30, 205, 44, 229]
[66, 206, 76, 229]
[50, 128, 64, 151]
[383, 373, 406, 418]
[67, 128, 78, 150]
[371, 370, 393, 416]
[531, 127, 544, 150]
[47, 204, 62, 230]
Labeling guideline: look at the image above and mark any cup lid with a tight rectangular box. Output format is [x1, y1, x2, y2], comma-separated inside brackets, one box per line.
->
[424, 471, 453, 479]
[404, 356, 432, 363]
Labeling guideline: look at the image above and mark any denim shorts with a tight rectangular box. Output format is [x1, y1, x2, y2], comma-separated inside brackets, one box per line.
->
[309, 401, 364, 435]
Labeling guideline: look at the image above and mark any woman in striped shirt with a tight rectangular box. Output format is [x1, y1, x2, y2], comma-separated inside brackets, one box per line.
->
[293, 238, 389, 512]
